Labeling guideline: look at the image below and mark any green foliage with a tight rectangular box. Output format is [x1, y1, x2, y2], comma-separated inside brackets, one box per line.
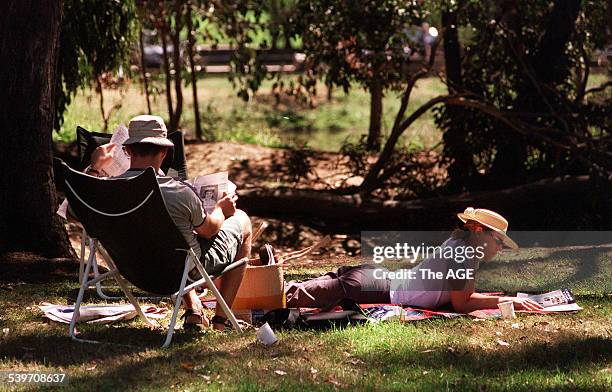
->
[293, 0, 428, 92]
[55, 0, 136, 131]
[435, 0, 610, 189]
[283, 144, 315, 182]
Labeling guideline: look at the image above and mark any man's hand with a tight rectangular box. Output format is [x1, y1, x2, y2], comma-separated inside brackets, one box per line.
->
[216, 192, 237, 218]
[90, 143, 118, 171]
[510, 297, 544, 311]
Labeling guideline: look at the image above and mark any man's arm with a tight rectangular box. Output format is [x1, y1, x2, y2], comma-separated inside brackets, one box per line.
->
[85, 144, 118, 177]
[193, 192, 237, 239]
[194, 206, 225, 239]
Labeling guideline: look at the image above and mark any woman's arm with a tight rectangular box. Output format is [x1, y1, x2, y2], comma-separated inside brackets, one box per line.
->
[450, 281, 543, 313]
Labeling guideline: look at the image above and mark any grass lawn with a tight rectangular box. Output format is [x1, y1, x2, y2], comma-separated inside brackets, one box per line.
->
[54, 72, 609, 154]
[1, 245, 611, 391]
[54, 74, 447, 152]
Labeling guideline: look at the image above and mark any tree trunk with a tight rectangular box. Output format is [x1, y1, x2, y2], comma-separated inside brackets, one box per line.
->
[490, 0, 581, 182]
[139, 28, 152, 114]
[185, 2, 202, 140]
[440, 3, 476, 191]
[0, 0, 73, 257]
[169, 0, 183, 132]
[238, 176, 608, 232]
[95, 75, 109, 131]
[160, 24, 174, 127]
[366, 78, 383, 151]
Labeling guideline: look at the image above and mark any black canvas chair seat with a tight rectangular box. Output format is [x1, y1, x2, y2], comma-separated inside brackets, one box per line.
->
[54, 159, 244, 347]
[71, 126, 189, 300]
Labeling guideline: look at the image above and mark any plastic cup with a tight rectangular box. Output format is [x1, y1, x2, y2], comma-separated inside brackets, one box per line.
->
[256, 322, 278, 346]
[498, 301, 516, 319]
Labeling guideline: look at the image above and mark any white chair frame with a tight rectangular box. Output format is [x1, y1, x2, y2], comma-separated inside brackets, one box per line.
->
[70, 238, 244, 348]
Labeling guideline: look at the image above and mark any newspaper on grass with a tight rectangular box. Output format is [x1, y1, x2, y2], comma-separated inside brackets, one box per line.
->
[186, 171, 237, 214]
[516, 288, 582, 312]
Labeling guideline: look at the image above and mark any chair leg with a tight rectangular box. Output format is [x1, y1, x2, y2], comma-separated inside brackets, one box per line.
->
[79, 229, 88, 284]
[69, 246, 94, 341]
[162, 256, 191, 348]
[192, 252, 243, 333]
[96, 245, 157, 328]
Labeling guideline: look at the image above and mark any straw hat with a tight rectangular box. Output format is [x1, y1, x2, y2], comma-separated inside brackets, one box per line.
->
[457, 207, 518, 249]
[124, 115, 174, 147]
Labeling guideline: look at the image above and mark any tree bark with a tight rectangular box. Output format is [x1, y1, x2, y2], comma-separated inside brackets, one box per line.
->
[440, 3, 476, 191]
[169, 0, 183, 132]
[0, 0, 73, 257]
[185, 2, 202, 140]
[366, 77, 383, 151]
[139, 28, 152, 114]
[160, 23, 174, 127]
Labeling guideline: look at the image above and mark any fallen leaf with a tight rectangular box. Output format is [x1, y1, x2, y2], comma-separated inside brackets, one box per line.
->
[310, 367, 318, 374]
[275, 370, 287, 376]
[511, 323, 521, 329]
[496, 339, 510, 347]
[86, 363, 97, 371]
[420, 349, 436, 353]
[422, 371, 429, 375]
[180, 362, 195, 371]
[495, 331, 503, 336]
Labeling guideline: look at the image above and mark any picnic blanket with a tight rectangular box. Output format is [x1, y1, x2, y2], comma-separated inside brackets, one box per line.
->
[39, 303, 168, 324]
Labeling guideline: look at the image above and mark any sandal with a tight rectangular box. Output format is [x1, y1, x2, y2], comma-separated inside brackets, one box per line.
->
[181, 309, 209, 330]
[211, 315, 229, 331]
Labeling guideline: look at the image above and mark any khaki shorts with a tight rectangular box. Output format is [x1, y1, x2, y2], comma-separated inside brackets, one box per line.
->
[188, 215, 243, 281]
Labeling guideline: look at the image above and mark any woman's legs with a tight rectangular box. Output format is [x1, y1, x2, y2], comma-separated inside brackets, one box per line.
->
[286, 264, 390, 308]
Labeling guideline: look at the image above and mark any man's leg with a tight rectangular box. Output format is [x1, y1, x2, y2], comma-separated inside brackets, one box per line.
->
[233, 209, 252, 261]
[182, 289, 209, 327]
[213, 209, 251, 329]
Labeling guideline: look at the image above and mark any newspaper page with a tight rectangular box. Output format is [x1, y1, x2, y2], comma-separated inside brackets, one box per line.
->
[103, 124, 131, 177]
[189, 171, 237, 214]
[517, 289, 582, 312]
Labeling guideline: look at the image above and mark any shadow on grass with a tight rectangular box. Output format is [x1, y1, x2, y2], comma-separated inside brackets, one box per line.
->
[356, 332, 612, 377]
[478, 245, 611, 293]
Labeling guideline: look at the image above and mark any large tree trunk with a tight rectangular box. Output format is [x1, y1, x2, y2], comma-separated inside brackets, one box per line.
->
[0, 0, 73, 257]
[186, 2, 202, 140]
[169, 0, 183, 132]
[366, 78, 383, 151]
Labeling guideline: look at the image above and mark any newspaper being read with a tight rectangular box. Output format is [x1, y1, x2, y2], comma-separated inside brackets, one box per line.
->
[187, 171, 237, 214]
[517, 288, 582, 312]
[103, 124, 131, 177]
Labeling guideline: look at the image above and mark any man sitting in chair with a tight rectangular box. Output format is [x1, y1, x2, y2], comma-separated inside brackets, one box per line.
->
[86, 115, 252, 331]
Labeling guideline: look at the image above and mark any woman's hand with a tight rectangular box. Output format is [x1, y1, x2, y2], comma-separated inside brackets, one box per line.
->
[509, 297, 544, 311]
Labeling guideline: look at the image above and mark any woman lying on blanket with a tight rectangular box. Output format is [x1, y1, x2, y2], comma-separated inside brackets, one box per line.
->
[286, 207, 544, 313]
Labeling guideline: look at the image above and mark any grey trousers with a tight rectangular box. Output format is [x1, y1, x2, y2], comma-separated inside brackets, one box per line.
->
[286, 264, 391, 308]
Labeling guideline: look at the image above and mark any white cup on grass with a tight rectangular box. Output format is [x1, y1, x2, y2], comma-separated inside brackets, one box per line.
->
[256, 322, 278, 346]
[498, 301, 516, 319]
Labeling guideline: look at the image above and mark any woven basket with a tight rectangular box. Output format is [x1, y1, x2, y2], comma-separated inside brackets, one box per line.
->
[231, 259, 285, 311]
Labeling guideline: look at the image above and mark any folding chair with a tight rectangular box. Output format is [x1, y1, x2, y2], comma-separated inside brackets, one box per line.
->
[74, 127, 188, 299]
[54, 159, 244, 347]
